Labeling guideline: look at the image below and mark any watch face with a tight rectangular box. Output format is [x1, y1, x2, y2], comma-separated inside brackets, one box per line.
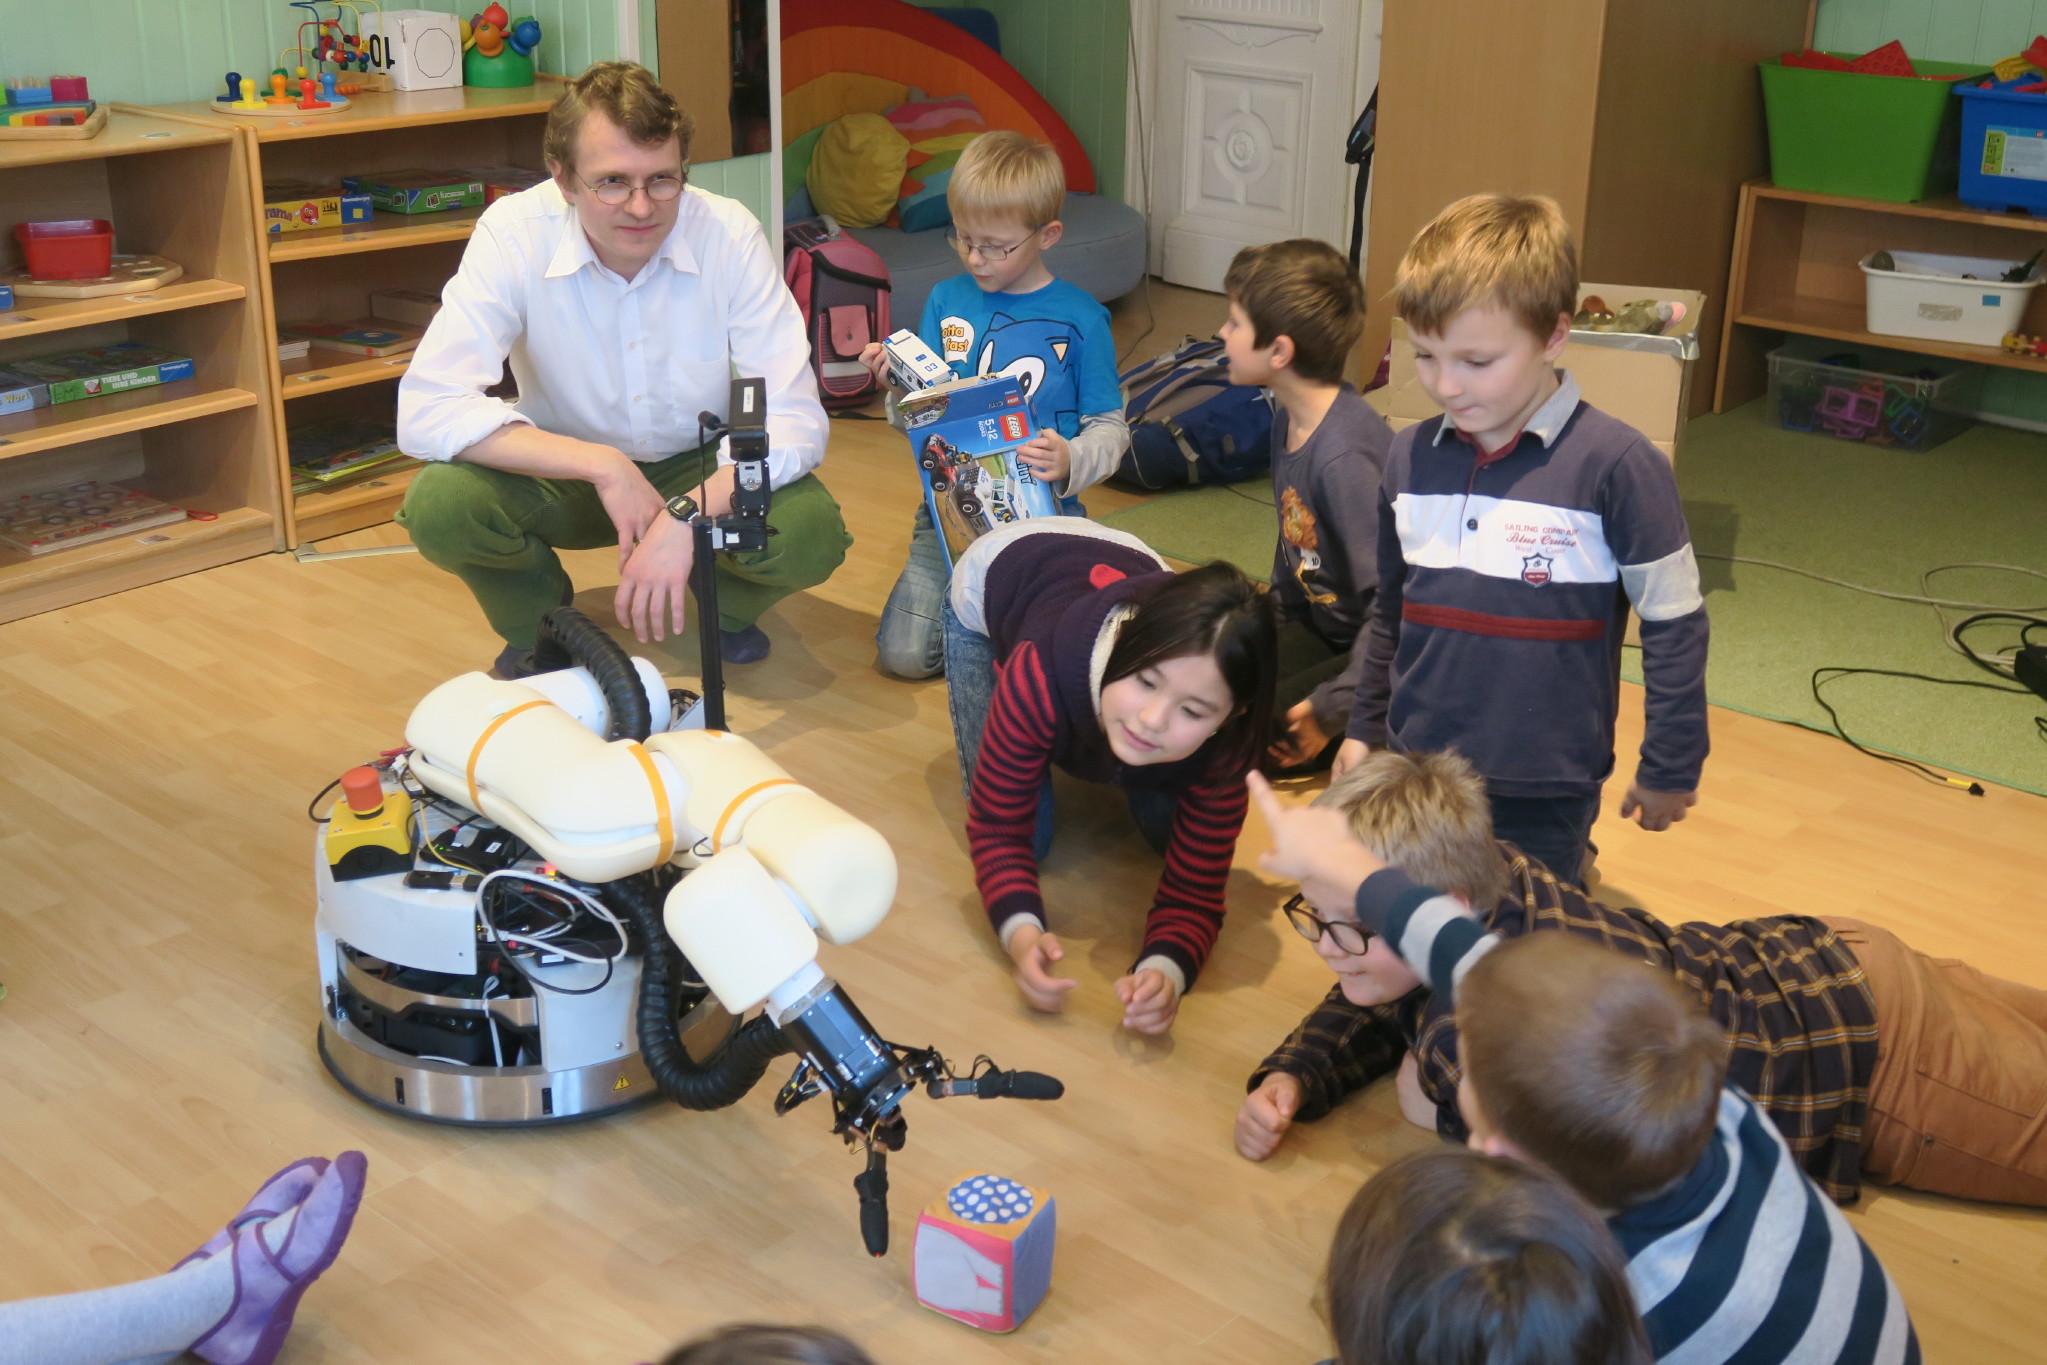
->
[666, 495, 697, 521]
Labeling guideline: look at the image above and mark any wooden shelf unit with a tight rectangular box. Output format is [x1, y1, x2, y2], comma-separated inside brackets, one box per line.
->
[0, 109, 282, 624]
[1716, 179, 2047, 410]
[150, 81, 560, 546]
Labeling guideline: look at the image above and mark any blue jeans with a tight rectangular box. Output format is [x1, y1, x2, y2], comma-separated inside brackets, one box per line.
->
[1487, 793, 1599, 886]
[876, 497, 1085, 680]
[942, 596, 1176, 860]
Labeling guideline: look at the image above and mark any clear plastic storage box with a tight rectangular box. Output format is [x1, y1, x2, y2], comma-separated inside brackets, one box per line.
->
[1766, 341, 1981, 450]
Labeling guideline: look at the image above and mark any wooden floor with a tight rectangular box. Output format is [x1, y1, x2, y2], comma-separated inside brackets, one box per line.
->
[3, 281, 2046, 1363]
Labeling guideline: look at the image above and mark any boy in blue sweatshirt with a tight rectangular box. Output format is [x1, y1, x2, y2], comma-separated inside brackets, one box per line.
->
[861, 131, 1127, 680]
[1336, 194, 1708, 883]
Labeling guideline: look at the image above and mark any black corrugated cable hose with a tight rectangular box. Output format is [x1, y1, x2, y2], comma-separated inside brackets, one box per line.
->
[533, 605, 652, 741]
[605, 875, 791, 1110]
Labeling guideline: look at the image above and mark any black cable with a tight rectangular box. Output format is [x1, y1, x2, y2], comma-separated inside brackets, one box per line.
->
[306, 775, 344, 824]
[1801, 667, 2034, 795]
[1946, 612, 2047, 682]
[476, 876, 620, 997]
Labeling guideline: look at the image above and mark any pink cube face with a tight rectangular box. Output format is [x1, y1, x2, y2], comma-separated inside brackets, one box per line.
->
[913, 1217, 1016, 1331]
[912, 1173, 1055, 1333]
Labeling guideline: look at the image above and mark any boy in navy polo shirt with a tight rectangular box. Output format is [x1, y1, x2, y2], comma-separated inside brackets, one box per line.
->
[861, 131, 1127, 680]
[1334, 194, 1709, 882]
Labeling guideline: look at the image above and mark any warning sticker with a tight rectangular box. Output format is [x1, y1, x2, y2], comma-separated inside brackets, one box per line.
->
[613, 1074, 631, 1091]
[1983, 125, 2047, 181]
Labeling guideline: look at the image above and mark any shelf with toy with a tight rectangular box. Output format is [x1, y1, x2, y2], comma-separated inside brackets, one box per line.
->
[280, 350, 413, 397]
[0, 277, 246, 346]
[291, 461, 419, 543]
[0, 383, 260, 463]
[1717, 177, 2047, 409]
[267, 205, 488, 262]
[149, 80, 560, 144]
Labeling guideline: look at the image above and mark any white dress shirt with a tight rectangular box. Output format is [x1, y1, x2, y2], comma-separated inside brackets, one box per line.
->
[398, 179, 827, 489]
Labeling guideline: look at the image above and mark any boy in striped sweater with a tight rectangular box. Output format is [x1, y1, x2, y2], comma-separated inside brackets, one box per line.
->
[1336, 194, 1709, 885]
[1250, 773, 1918, 1364]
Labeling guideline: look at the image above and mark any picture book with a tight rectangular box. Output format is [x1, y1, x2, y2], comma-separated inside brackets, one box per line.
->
[896, 372, 1057, 569]
[0, 480, 187, 556]
[287, 414, 415, 495]
[277, 318, 424, 357]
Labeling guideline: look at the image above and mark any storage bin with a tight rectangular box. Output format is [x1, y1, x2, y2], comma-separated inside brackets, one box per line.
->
[1759, 55, 1988, 202]
[13, 218, 113, 279]
[1956, 77, 2047, 214]
[1859, 249, 2042, 345]
[1766, 340, 1980, 450]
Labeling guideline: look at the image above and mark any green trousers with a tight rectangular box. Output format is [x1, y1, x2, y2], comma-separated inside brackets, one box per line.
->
[397, 445, 853, 649]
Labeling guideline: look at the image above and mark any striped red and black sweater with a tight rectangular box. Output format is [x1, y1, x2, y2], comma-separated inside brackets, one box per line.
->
[968, 530, 1252, 990]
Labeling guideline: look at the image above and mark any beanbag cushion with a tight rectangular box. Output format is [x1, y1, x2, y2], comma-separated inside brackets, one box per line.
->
[807, 113, 910, 228]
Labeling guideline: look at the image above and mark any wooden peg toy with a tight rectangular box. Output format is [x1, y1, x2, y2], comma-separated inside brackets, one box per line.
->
[232, 77, 267, 110]
[267, 72, 292, 103]
[218, 70, 241, 102]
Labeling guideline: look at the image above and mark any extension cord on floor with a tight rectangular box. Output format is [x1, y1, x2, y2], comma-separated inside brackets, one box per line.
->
[2017, 645, 2047, 703]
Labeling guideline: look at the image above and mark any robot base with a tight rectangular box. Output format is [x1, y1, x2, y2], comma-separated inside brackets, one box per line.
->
[317, 1015, 663, 1127]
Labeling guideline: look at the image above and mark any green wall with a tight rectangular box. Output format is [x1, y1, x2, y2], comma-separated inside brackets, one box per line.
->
[918, 1, 1129, 202]
[1810, 0, 2047, 426]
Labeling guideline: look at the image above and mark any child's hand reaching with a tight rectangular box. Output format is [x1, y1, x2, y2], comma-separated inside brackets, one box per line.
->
[1235, 1072, 1302, 1160]
[1115, 968, 1180, 1034]
[1266, 699, 1331, 768]
[1621, 782, 1697, 831]
[1247, 771, 1386, 910]
[1015, 431, 1072, 487]
[1006, 922, 1077, 1012]
[858, 340, 890, 385]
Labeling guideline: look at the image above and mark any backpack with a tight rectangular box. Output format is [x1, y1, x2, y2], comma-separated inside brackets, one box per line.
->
[783, 216, 891, 410]
[1112, 336, 1276, 490]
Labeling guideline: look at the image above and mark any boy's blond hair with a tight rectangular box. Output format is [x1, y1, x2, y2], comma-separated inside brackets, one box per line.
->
[1393, 194, 1576, 344]
[1462, 935, 1728, 1211]
[1314, 749, 1510, 907]
[1223, 240, 1365, 386]
[948, 131, 1065, 230]
[545, 61, 693, 182]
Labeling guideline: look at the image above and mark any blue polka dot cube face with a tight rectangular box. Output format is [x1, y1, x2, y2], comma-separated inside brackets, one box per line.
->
[948, 1174, 1035, 1224]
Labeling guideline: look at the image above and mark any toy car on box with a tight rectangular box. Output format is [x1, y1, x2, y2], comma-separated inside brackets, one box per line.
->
[897, 373, 1057, 567]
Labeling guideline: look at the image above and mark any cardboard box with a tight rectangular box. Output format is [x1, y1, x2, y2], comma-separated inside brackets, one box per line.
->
[1374, 284, 1706, 462]
[262, 179, 373, 235]
[448, 165, 549, 203]
[0, 363, 51, 416]
[341, 169, 485, 215]
[9, 343, 194, 405]
[369, 288, 442, 327]
[896, 373, 1055, 569]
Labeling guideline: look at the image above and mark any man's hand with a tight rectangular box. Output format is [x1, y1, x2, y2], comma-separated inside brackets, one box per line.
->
[614, 509, 693, 644]
[1267, 699, 1331, 768]
[1115, 968, 1180, 1035]
[1007, 923, 1077, 1012]
[1332, 737, 1370, 777]
[1621, 782, 1697, 832]
[1016, 431, 1072, 486]
[1247, 771, 1386, 911]
[592, 452, 666, 572]
[1235, 1073, 1302, 1161]
[859, 340, 890, 385]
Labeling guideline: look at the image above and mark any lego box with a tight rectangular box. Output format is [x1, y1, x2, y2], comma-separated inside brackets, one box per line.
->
[263, 179, 374, 235]
[8, 343, 194, 405]
[896, 373, 1058, 569]
[341, 169, 486, 214]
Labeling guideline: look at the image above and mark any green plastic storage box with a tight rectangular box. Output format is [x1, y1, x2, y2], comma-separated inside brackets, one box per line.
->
[1759, 54, 1990, 202]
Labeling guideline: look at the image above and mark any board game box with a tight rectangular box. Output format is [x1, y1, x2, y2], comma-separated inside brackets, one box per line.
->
[896, 372, 1057, 568]
[277, 318, 424, 357]
[341, 169, 486, 214]
[261, 178, 374, 234]
[7, 343, 194, 405]
[287, 414, 414, 495]
[0, 480, 187, 556]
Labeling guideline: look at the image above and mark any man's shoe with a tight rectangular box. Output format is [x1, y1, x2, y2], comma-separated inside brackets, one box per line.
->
[719, 624, 771, 665]
[489, 643, 539, 680]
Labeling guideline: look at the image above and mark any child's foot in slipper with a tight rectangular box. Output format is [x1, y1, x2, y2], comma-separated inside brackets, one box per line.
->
[175, 1157, 330, 1270]
[191, 1150, 367, 1365]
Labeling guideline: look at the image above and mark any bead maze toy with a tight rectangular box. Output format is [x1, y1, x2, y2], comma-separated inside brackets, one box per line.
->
[912, 1172, 1055, 1332]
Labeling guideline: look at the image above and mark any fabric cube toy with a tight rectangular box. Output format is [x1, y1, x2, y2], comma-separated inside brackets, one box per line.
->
[913, 1171, 1055, 1332]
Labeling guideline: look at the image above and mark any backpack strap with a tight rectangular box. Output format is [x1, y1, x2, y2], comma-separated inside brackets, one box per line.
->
[805, 247, 891, 293]
[1160, 416, 1206, 487]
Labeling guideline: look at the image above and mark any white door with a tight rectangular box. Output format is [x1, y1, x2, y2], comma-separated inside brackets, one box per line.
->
[1146, 0, 1366, 292]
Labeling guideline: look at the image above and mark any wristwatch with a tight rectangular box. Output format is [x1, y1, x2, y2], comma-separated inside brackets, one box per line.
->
[663, 493, 700, 524]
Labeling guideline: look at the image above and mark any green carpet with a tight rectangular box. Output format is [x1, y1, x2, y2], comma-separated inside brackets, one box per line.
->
[1098, 402, 2047, 795]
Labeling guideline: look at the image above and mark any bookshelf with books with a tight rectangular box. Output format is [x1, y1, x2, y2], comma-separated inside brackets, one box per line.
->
[0, 109, 281, 625]
[149, 82, 559, 545]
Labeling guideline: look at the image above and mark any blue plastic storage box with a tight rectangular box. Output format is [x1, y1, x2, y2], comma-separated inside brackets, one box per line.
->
[1957, 77, 2047, 214]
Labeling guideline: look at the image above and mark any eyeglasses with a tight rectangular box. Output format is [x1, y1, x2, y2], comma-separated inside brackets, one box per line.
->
[1284, 893, 1373, 956]
[944, 227, 1037, 261]
[576, 172, 686, 206]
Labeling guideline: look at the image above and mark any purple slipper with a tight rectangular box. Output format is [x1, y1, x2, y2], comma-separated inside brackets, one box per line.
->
[175, 1157, 330, 1271]
[191, 1150, 367, 1365]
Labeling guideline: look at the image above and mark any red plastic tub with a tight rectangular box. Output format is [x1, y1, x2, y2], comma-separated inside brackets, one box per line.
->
[15, 219, 114, 280]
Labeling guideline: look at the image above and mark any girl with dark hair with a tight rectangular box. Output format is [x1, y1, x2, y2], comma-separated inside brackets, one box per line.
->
[1327, 1148, 1649, 1365]
[943, 521, 1278, 1035]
